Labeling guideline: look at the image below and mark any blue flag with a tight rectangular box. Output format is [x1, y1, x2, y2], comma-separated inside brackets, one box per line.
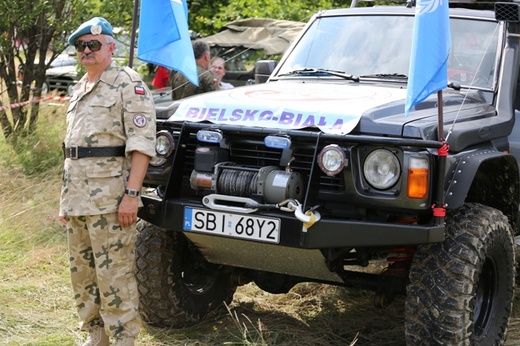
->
[405, 0, 450, 114]
[138, 0, 198, 86]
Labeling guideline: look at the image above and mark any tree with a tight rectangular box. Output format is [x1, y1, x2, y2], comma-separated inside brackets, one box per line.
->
[188, 0, 348, 35]
[0, 0, 136, 143]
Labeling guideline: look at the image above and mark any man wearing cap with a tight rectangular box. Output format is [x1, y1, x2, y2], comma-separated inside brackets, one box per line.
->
[59, 17, 156, 346]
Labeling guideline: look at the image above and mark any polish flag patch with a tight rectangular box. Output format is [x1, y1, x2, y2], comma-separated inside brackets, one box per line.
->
[134, 86, 146, 95]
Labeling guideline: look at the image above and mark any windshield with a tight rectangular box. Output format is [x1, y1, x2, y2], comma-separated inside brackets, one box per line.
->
[276, 14, 499, 89]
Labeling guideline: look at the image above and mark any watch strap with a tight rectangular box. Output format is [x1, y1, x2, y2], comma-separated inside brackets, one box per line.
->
[125, 189, 140, 197]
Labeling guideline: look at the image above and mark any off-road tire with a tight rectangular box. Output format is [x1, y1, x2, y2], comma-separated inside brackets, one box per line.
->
[405, 203, 515, 345]
[135, 220, 237, 327]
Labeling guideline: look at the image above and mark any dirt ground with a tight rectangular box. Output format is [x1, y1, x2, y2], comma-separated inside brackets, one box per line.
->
[139, 281, 520, 346]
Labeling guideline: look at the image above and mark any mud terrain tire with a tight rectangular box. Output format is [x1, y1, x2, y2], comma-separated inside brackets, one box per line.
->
[135, 220, 237, 327]
[405, 203, 514, 345]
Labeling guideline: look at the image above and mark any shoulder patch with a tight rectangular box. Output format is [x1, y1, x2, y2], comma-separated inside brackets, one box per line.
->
[134, 86, 146, 95]
[133, 114, 148, 128]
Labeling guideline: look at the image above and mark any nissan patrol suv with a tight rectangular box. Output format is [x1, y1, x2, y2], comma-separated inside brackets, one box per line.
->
[136, 1, 520, 344]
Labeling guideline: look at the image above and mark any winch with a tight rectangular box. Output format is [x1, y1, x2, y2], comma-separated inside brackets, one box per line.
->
[190, 163, 304, 204]
[189, 145, 304, 204]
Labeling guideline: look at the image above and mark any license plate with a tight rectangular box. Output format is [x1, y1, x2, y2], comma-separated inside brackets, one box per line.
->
[183, 207, 280, 243]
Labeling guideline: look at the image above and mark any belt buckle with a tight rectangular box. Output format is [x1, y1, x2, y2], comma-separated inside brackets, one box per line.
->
[69, 146, 79, 160]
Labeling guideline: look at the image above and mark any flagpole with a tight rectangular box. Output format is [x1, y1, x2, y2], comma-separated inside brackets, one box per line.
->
[437, 91, 443, 141]
[129, 0, 140, 68]
[434, 90, 447, 225]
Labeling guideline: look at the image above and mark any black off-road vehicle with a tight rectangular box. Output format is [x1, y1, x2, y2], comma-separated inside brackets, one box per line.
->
[136, 1, 520, 344]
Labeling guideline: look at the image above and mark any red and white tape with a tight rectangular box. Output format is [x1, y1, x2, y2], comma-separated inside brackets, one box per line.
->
[0, 95, 71, 111]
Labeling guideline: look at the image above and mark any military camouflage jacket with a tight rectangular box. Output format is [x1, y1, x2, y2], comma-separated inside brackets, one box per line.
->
[171, 64, 218, 100]
[60, 61, 156, 216]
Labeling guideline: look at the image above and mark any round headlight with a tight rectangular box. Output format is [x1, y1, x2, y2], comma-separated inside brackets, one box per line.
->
[363, 149, 400, 189]
[156, 130, 174, 157]
[318, 144, 346, 176]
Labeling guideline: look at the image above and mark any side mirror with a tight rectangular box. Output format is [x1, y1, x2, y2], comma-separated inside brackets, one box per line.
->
[254, 60, 277, 84]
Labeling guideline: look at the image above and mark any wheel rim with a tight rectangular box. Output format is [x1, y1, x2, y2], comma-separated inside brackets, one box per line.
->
[474, 257, 498, 337]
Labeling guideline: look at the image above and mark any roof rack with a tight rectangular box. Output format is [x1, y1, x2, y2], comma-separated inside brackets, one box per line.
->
[350, 0, 520, 14]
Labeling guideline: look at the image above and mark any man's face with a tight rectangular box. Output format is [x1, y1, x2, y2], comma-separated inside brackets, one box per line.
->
[74, 34, 114, 67]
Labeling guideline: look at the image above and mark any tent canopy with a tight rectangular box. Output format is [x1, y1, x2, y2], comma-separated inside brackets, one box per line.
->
[202, 18, 306, 55]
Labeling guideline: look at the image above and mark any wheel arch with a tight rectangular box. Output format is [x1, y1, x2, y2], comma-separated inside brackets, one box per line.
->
[445, 150, 519, 230]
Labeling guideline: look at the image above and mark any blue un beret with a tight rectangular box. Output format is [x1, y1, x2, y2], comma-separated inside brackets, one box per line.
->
[68, 17, 113, 45]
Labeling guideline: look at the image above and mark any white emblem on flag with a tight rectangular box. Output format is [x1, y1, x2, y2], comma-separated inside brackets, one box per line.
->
[417, 0, 442, 16]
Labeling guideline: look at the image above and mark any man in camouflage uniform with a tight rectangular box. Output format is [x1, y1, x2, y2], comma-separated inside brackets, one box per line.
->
[59, 17, 156, 346]
[171, 39, 218, 100]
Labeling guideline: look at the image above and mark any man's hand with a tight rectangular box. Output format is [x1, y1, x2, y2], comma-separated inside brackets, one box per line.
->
[118, 194, 139, 227]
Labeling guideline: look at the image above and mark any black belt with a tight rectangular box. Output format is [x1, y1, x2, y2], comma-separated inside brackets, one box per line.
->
[62, 144, 126, 160]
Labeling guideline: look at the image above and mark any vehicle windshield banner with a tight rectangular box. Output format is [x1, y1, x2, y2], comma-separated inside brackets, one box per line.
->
[171, 83, 407, 134]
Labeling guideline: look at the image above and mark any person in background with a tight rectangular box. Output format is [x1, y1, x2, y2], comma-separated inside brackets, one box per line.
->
[171, 39, 218, 100]
[59, 17, 156, 346]
[151, 65, 170, 89]
[210, 57, 234, 90]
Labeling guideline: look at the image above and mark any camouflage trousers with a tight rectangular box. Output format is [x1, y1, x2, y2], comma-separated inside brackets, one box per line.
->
[66, 213, 142, 338]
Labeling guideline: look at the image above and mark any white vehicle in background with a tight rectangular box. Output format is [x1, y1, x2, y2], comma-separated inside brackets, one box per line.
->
[42, 45, 77, 96]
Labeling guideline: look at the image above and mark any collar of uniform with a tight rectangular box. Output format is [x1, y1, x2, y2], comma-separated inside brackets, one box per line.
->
[74, 61, 121, 97]
[76, 61, 121, 87]
[98, 61, 122, 87]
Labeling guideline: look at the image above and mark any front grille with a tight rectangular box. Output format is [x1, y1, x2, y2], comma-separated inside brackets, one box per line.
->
[320, 175, 345, 192]
[153, 122, 437, 220]
[47, 77, 74, 90]
[176, 126, 345, 197]
[229, 140, 281, 167]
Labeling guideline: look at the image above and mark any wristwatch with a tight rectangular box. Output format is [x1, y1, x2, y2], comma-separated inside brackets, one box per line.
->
[125, 188, 140, 197]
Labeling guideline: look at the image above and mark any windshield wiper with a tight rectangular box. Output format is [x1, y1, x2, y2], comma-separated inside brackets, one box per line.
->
[279, 68, 360, 82]
[359, 73, 408, 79]
[447, 81, 461, 91]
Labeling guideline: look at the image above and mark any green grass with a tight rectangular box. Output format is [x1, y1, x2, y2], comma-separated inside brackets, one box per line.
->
[1, 102, 520, 345]
[0, 102, 78, 346]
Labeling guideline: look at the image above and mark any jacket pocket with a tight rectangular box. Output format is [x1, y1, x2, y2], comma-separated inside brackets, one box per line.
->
[85, 157, 126, 211]
[89, 99, 124, 135]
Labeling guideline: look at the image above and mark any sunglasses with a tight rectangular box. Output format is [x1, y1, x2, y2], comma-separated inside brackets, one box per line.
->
[74, 40, 106, 52]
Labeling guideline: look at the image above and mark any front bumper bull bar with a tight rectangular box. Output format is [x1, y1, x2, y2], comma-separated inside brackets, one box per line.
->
[138, 195, 445, 249]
